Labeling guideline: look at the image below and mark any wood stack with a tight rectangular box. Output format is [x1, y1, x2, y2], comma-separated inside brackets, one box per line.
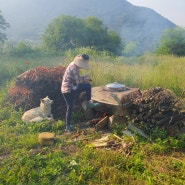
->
[130, 87, 185, 137]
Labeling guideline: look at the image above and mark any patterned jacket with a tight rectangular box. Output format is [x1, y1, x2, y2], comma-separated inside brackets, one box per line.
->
[61, 62, 85, 93]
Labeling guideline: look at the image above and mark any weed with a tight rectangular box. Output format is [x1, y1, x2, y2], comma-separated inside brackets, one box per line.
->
[0, 53, 185, 184]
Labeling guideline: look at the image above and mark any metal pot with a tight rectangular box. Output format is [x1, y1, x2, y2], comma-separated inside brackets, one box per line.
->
[105, 82, 126, 91]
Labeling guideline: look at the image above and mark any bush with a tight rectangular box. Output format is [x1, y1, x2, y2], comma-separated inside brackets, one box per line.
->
[156, 27, 185, 56]
[14, 42, 33, 56]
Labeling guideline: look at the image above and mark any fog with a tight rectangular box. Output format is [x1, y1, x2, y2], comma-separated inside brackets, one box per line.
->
[0, 0, 176, 54]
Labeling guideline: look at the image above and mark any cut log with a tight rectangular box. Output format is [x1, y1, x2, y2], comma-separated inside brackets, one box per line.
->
[108, 115, 127, 128]
[38, 132, 55, 145]
[127, 123, 149, 139]
[95, 116, 108, 131]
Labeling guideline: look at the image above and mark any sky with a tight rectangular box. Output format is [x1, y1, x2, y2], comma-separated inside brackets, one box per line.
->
[127, 0, 185, 28]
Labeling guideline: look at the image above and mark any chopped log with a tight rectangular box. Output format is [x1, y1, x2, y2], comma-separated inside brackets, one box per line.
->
[153, 112, 172, 121]
[113, 134, 124, 141]
[127, 123, 149, 139]
[91, 118, 102, 124]
[157, 117, 171, 127]
[122, 130, 134, 137]
[168, 121, 185, 136]
[108, 115, 127, 129]
[95, 116, 108, 131]
[166, 113, 184, 127]
[137, 112, 145, 121]
[91, 134, 110, 147]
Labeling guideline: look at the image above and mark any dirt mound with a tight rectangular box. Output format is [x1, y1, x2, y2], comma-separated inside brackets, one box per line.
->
[6, 66, 85, 120]
[131, 87, 185, 137]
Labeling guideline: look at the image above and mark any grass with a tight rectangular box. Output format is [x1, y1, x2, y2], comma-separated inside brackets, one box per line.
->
[0, 52, 185, 184]
[0, 54, 66, 87]
[90, 54, 185, 95]
[0, 52, 185, 94]
[0, 108, 184, 184]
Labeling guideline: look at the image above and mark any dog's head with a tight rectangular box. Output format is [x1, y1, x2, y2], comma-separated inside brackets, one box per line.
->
[40, 96, 53, 105]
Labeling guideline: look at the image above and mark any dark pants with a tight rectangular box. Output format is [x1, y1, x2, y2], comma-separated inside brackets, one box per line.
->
[62, 83, 91, 130]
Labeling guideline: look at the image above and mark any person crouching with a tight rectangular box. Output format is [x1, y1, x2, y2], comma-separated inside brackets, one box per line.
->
[61, 54, 99, 132]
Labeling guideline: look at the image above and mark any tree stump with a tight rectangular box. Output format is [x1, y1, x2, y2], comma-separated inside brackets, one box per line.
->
[38, 132, 55, 145]
[91, 86, 141, 116]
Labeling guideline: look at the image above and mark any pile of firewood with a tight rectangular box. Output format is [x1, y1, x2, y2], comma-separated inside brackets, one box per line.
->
[130, 87, 185, 137]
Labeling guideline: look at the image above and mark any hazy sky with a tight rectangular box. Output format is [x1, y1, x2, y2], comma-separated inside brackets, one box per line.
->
[127, 0, 185, 27]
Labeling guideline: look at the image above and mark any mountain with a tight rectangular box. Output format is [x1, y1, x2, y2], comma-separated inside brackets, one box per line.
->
[0, 0, 176, 55]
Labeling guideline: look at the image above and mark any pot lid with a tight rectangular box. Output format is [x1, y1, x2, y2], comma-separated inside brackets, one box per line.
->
[105, 82, 125, 89]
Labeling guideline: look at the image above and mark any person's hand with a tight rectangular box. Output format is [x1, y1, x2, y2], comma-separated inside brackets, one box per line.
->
[84, 74, 92, 82]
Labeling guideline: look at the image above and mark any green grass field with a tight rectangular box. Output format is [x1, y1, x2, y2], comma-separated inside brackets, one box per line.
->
[1, 52, 185, 95]
[0, 52, 185, 185]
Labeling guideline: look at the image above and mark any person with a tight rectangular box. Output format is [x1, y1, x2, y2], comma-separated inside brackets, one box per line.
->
[61, 54, 99, 131]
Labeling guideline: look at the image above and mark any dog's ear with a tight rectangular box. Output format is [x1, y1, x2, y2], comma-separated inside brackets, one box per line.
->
[40, 98, 44, 103]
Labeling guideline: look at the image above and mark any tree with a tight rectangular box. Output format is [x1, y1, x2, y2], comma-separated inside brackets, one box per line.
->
[83, 16, 122, 54]
[0, 10, 9, 43]
[156, 27, 185, 56]
[42, 15, 85, 52]
[105, 30, 122, 54]
[123, 42, 137, 57]
[41, 15, 122, 54]
[83, 16, 108, 49]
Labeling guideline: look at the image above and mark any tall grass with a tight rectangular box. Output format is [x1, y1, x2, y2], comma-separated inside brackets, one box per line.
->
[90, 54, 185, 95]
[0, 53, 185, 95]
[0, 54, 65, 87]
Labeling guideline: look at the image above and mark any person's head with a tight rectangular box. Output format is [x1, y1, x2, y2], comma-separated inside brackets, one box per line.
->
[74, 54, 90, 69]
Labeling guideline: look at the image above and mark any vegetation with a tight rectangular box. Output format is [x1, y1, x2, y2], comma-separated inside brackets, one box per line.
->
[1, 48, 185, 95]
[0, 10, 9, 43]
[41, 15, 122, 55]
[0, 50, 185, 185]
[156, 27, 185, 56]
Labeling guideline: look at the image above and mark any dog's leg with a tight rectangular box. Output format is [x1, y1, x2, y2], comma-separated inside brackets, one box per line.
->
[30, 116, 44, 122]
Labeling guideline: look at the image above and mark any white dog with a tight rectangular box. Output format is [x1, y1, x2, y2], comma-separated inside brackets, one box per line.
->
[22, 96, 54, 123]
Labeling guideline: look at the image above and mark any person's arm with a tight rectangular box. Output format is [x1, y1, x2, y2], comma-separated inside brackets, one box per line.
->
[72, 68, 82, 84]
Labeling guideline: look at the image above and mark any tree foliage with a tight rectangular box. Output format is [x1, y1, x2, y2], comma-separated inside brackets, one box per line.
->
[14, 42, 33, 56]
[41, 15, 122, 54]
[156, 27, 185, 56]
[0, 10, 9, 43]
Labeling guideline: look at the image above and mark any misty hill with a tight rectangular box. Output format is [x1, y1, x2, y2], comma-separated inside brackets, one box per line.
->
[0, 0, 176, 55]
